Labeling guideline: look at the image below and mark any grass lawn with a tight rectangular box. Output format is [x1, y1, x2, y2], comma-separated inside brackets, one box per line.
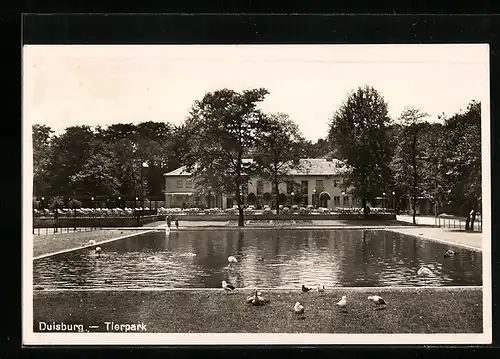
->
[33, 287, 482, 333]
[32, 229, 146, 258]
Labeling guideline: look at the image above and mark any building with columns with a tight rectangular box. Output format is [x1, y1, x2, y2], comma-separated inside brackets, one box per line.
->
[163, 158, 361, 210]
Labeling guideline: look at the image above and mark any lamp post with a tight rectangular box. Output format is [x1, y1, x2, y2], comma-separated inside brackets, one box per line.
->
[118, 196, 121, 208]
[392, 191, 395, 212]
[382, 192, 386, 211]
[291, 192, 294, 207]
[313, 188, 317, 208]
[91, 196, 95, 220]
[141, 161, 149, 196]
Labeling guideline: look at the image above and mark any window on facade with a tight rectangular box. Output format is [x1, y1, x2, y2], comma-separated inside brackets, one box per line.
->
[316, 180, 324, 191]
[333, 180, 338, 187]
[185, 179, 193, 188]
[257, 180, 263, 195]
[301, 180, 308, 194]
[343, 196, 349, 204]
[177, 180, 183, 188]
[334, 196, 340, 205]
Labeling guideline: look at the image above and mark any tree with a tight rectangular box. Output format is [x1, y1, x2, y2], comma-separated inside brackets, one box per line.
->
[69, 138, 121, 197]
[46, 126, 96, 197]
[184, 88, 269, 226]
[328, 85, 393, 218]
[391, 107, 429, 224]
[253, 113, 305, 214]
[32, 124, 54, 196]
[300, 138, 331, 158]
[442, 101, 481, 230]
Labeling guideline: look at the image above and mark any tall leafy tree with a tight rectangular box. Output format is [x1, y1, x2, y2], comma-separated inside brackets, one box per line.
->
[46, 125, 96, 197]
[391, 107, 429, 224]
[328, 85, 393, 218]
[97, 124, 141, 198]
[32, 124, 54, 196]
[442, 100, 481, 230]
[184, 88, 269, 226]
[253, 112, 305, 214]
[69, 138, 121, 197]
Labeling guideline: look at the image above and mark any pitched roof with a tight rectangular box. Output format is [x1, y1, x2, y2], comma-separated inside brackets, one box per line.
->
[289, 158, 350, 176]
[164, 158, 350, 177]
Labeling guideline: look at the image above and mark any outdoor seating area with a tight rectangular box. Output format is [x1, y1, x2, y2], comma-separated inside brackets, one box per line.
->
[33, 207, 156, 218]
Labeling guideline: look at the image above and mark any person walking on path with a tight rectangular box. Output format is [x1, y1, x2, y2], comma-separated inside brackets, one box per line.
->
[175, 218, 179, 230]
[166, 215, 172, 229]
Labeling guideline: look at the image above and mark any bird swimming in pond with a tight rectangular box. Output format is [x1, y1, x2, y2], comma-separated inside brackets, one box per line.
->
[88, 240, 96, 246]
[228, 256, 238, 263]
[302, 284, 311, 293]
[294, 302, 305, 316]
[317, 283, 325, 293]
[95, 247, 102, 256]
[221, 280, 235, 292]
[418, 266, 433, 284]
[368, 295, 387, 309]
[444, 249, 456, 258]
[336, 296, 347, 312]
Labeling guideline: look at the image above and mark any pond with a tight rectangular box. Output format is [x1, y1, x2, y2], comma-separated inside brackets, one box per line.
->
[32, 229, 482, 289]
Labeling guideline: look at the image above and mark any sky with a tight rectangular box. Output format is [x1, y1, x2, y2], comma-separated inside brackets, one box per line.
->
[22, 44, 489, 141]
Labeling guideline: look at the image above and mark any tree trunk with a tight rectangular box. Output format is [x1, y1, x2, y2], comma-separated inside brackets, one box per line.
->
[412, 195, 417, 225]
[411, 127, 417, 226]
[274, 180, 280, 215]
[362, 197, 368, 219]
[238, 207, 244, 227]
[465, 207, 471, 231]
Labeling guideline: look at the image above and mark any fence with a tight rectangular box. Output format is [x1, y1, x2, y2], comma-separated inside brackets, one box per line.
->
[32, 209, 160, 234]
[435, 215, 482, 232]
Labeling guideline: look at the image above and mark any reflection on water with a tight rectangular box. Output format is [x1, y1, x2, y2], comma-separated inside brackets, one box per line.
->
[33, 229, 482, 289]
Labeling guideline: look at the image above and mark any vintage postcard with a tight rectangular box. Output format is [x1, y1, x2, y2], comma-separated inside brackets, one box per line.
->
[22, 44, 492, 345]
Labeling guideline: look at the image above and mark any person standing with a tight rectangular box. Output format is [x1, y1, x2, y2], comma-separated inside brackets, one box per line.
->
[166, 215, 172, 229]
[175, 218, 179, 230]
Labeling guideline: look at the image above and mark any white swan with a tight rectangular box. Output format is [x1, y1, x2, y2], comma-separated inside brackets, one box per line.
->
[228, 256, 238, 263]
[418, 266, 432, 277]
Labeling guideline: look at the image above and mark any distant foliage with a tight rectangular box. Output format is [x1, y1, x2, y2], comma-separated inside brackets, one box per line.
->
[48, 196, 65, 209]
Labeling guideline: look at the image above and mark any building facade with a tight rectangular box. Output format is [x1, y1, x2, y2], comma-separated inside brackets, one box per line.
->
[163, 158, 362, 209]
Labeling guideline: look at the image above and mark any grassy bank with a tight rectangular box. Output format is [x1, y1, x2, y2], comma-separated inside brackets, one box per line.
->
[32, 229, 146, 258]
[33, 287, 482, 333]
